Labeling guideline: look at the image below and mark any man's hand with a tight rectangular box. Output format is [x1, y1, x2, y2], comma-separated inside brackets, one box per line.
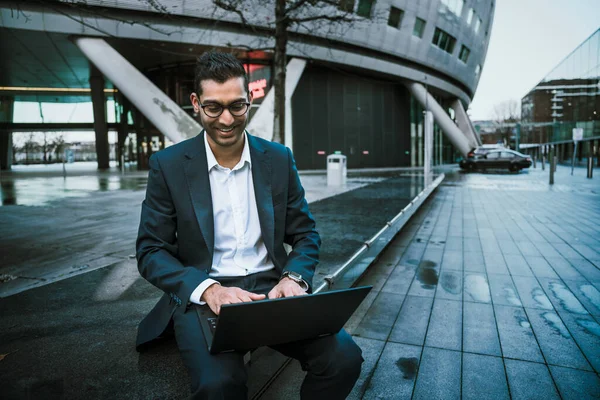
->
[268, 277, 308, 299]
[202, 284, 266, 315]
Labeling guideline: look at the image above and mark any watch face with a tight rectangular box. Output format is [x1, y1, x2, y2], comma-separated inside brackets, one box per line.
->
[287, 272, 302, 281]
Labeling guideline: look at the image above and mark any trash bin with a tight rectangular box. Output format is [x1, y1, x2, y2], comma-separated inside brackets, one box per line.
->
[327, 154, 347, 186]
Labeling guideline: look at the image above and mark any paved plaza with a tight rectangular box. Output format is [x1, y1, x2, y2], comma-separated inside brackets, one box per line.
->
[1, 162, 599, 399]
[263, 165, 600, 399]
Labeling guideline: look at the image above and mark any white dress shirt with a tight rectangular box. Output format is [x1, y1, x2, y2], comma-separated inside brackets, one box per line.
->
[189, 132, 275, 304]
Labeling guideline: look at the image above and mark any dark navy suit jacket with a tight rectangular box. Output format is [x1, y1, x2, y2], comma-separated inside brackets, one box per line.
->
[135, 132, 321, 349]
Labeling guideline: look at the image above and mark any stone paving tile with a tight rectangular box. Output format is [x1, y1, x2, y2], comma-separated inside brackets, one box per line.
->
[568, 258, 600, 282]
[494, 305, 544, 363]
[483, 253, 510, 275]
[524, 256, 559, 279]
[425, 298, 462, 351]
[537, 278, 590, 315]
[436, 270, 463, 301]
[512, 277, 554, 310]
[545, 257, 587, 281]
[441, 249, 462, 271]
[553, 311, 600, 373]
[353, 292, 405, 341]
[553, 243, 585, 260]
[407, 265, 440, 298]
[412, 347, 461, 400]
[462, 353, 509, 400]
[488, 274, 523, 307]
[549, 365, 600, 400]
[463, 273, 492, 303]
[571, 244, 600, 260]
[480, 238, 502, 254]
[561, 279, 600, 318]
[504, 359, 560, 400]
[380, 263, 417, 295]
[361, 342, 421, 400]
[463, 302, 501, 356]
[389, 295, 434, 346]
[463, 238, 482, 253]
[498, 239, 521, 256]
[516, 240, 543, 257]
[531, 241, 563, 259]
[463, 251, 485, 273]
[525, 308, 592, 371]
[444, 236, 462, 251]
[504, 254, 535, 277]
[347, 337, 386, 400]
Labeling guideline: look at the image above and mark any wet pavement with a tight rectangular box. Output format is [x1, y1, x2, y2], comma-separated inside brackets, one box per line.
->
[1, 162, 599, 399]
[261, 164, 600, 399]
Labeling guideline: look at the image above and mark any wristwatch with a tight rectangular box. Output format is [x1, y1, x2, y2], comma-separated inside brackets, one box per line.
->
[281, 271, 308, 290]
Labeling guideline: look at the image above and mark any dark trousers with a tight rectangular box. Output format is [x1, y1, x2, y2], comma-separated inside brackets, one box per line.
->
[172, 270, 364, 399]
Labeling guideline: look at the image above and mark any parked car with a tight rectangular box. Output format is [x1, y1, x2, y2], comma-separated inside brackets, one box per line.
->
[460, 149, 532, 172]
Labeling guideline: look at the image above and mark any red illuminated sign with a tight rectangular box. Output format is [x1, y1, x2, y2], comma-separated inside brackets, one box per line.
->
[249, 79, 267, 99]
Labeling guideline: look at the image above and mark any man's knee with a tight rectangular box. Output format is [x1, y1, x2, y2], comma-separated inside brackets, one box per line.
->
[313, 332, 363, 378]
[191, 369, 247, 399]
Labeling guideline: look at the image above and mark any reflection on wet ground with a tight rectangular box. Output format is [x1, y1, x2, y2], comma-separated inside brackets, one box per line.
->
[1, 176, 148, 206]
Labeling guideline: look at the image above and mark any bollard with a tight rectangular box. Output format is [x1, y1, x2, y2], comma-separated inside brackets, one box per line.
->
[549, 148, 554, 185]
[62, 161, 66, 179]
[120, 153, 125, 175]
[554, 156, 558, 172]
[533, 155, 537, 169]
[542, 155, 545, 171]
[588, 156, 594, 179]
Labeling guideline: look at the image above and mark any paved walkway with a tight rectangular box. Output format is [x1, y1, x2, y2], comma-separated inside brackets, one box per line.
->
[263, 164, 600, 399]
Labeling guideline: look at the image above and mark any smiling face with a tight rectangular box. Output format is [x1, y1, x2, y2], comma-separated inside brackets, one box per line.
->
[190, 76, 252, 154]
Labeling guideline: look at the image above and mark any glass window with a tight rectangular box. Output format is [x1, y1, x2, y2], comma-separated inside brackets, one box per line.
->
[357, 0, 375, 18]
[459, 45, 470, 63]
[467, 8, 474, 25]
[440, 0, 464, 17]
[486, 152, 500, 159]
[388, 7, 404, 29]
[474, 17, 481, 34]
[432, 28, 456, 54]
[501, 152, 515, 158]
[338, 0, 355, 12]
[413, 17, 426, 38]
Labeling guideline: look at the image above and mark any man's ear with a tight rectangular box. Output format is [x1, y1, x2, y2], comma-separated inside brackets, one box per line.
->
[190, 92, 200, 113]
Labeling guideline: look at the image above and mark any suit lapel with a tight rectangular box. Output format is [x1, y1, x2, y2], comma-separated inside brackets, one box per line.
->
[184, 134, 214, 262]
[249, 135, 275, 258]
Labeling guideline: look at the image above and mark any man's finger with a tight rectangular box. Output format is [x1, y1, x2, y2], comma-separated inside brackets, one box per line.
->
[248, 293, 266, 300]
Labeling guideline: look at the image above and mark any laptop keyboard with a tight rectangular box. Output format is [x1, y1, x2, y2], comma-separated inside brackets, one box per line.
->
[208, 317, 218, 333]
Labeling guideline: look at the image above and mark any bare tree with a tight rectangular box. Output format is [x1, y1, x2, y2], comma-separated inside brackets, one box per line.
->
[212, 0, 367, 143]
[491, 99, 521, 147]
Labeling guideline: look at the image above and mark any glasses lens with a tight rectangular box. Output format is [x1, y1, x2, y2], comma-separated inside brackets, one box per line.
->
[229, 102, 249, 116]
[203, 104, 223, 117]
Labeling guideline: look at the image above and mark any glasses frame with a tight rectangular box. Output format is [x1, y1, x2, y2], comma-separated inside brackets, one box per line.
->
[199, 101, 251, 118]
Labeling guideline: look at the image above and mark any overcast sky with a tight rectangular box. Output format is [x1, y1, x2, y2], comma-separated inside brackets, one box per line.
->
[468, 0, 600, 121]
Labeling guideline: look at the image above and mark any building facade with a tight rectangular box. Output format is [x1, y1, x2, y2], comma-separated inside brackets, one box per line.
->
[0, 0, 495, 170]
[521, 28, 599, 163]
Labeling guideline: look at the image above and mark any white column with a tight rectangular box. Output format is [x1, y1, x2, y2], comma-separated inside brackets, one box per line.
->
[75, 37, 199, 144]
[424, 110, 433, 187]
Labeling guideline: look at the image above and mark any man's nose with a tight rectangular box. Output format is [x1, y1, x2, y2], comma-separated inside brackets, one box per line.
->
[218, 108, 235, 125]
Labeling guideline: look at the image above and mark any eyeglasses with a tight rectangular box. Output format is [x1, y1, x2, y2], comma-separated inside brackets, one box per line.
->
[199, 101, 250, 118]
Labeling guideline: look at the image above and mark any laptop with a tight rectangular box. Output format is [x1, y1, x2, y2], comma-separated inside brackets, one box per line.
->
[195, 286, 372, 354]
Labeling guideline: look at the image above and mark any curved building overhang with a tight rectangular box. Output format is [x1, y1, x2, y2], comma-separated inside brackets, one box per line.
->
[0, 0, 491, 106]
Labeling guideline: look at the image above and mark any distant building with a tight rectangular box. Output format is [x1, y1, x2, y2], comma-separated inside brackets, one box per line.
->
[520, 28, 599, 162]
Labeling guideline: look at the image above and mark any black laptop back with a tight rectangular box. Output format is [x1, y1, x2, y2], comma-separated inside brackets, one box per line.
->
[196, 286, 372, 354]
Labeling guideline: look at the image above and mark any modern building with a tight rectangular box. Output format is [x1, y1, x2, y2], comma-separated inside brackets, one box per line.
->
[0, 0, 495, 170]
[521, 28, 599, 163]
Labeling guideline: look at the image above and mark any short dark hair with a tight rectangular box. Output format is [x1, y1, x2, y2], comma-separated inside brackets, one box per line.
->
[194, 51, 249, 97]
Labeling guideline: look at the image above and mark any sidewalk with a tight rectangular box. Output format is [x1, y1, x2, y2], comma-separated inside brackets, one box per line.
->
[262, 164, 600, 399]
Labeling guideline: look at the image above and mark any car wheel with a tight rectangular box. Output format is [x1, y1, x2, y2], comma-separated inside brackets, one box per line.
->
[468, 163, 475, 172]
[509, 164, 519, 172]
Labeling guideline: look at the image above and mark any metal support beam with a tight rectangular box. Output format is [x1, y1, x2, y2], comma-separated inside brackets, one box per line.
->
[406, 83, 472, 157]
[74, 37, 200, 144]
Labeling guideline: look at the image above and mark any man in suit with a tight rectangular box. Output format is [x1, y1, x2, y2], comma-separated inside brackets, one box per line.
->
[136, 52, 363, 399]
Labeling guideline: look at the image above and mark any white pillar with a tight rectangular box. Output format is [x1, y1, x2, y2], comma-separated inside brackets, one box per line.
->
[424, 111, 433, 187]
[74, 37, 199, 144]
[406, 82, 472, 157]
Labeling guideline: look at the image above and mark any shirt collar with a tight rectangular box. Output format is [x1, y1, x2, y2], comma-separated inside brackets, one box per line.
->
[204, 130, 251, 172]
